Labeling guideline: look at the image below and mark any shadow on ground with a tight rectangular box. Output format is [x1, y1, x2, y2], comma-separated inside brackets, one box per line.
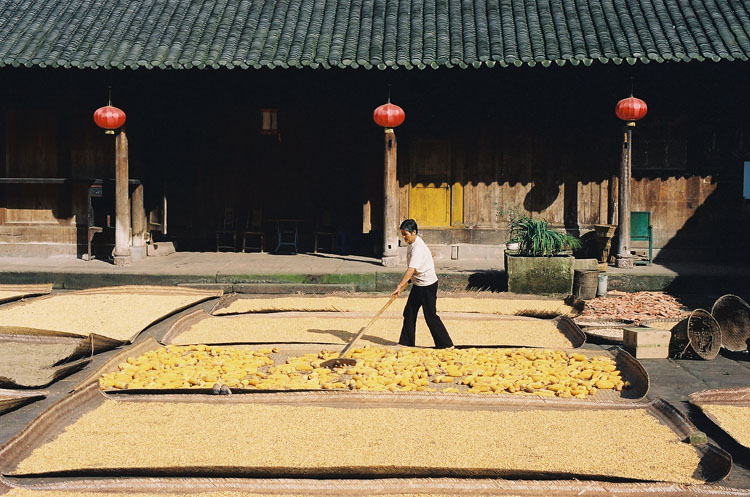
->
[465, 271, 508, 292]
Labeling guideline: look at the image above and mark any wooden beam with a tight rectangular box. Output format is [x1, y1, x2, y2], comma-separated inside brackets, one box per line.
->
[113, 129, 131, 266]
[382, 129, 399, 267]
[131, 183, 147, 248]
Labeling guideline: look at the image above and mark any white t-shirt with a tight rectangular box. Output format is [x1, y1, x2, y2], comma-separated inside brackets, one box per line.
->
[407, 236, 438, 286]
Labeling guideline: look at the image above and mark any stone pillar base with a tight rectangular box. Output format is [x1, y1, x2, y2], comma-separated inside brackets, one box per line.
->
[381, 255, 400, 267]
[113, 254, 132, 266]
[615, 255, 634, 269]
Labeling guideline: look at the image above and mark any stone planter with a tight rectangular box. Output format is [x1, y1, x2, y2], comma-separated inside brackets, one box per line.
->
[506, 255, 574, 295]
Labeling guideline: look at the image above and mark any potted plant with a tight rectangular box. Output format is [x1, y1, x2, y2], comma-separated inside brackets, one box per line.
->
[496, 203, 523, 251]
[505, 217, 581, 295]
[509, 217, 581, 256]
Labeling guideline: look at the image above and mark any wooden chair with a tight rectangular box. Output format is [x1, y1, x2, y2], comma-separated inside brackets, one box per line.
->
[274, 220, 299, 253]
[314, 211, 336, 253]
[241, 208, 264, 252]
[216, 207, 237, 252]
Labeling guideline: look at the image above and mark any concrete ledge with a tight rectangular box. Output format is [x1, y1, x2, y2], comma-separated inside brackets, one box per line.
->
[0, 269, 747, 295]
[399, 244, 505, 262]
[233, 283, 359, 294]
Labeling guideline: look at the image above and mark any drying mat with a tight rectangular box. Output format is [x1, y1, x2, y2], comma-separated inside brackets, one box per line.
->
[711, 295, 750, 352]
[689, 387, 750, 451]
[0, 286, 222, 351]
[0, 335, 93, 388]
[162, 309, 586, 349]
[0, 389, 46, 416]
[642, 318, 683, 331]
[211, 294, 579, 317]
[85, 338, 648, 401]
[0, 381, 729, 483]
[2, 478, 750, 497]
[0, 285, 52, 306]
[575, 319, 633, 345]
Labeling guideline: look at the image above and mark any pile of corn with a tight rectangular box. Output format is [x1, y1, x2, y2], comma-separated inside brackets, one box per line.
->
[100, 345, 627, 398]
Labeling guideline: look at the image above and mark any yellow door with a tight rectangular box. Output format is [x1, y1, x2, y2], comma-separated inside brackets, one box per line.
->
[408, 140, 456, 227]
[410, 182, 451, 226]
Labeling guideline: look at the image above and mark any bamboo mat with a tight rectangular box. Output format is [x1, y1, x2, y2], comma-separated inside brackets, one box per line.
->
[2, 476, 749, 497]
[0, 286, 222, 350]
[0, 389, 46, 416]
[162, 309, 585, 349]
[86, 338, 647, 401]
[0, 284, 52, 306]
[0, 382, 729, 484]
[211, 294, 579, 317]
[689, 387, 750, 450]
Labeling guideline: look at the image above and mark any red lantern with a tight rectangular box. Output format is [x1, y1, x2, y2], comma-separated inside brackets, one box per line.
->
[615, 96, 647, 124]
[94, 105, 126, 134]
[373, 102, 405, 128]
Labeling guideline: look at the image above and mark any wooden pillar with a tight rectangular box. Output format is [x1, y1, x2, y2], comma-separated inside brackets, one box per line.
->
[616, 125, 634, 268]
[598, 179, 608, 224]
[131, 183, 147, 258]
[114, 129, 131, 266]
[608, 174, 618, 226]
[382, 128, 399, 267]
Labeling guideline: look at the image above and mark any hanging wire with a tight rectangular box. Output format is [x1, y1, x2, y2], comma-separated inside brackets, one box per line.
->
[107, 85, 112, 106]
[387, 84, 392, 103]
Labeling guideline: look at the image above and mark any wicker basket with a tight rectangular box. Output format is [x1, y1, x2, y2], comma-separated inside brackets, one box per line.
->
[711, 294, 750, 352]
[669, 310, 721, 360]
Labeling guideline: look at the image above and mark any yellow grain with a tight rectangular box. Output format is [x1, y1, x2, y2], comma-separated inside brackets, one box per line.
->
[2, 492, 513, 497]
[171, 315, 574, 348]
[11, 399, 702, 484]
[214, 296, 573, 316]
[0, 292, 214, 340]
[0, 291, 27, 301]
[700, 404, 750, 447]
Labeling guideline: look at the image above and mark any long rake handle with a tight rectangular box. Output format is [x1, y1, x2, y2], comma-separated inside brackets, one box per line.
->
[338, 294, 398, 358]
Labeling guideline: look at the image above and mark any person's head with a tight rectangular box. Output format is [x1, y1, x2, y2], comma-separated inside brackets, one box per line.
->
[399, 219, 418, 244]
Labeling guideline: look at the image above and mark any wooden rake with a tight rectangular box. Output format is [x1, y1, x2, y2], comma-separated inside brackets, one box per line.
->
[319, 294, 398, 369]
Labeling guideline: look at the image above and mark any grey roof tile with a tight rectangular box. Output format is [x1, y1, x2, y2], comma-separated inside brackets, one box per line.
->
[1, 0, 750, 69]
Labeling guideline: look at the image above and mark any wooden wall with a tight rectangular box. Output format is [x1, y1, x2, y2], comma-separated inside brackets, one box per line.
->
[0, 62, 747, 259]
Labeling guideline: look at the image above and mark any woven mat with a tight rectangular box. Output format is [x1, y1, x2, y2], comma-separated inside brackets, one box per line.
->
[0, 284, 52, 306]
[0, 389, 46, 416]
[86, 338, 647, 402]
[0, 383, 729, 484]
[689, 387, 750, 450]
[0, 285, 222, 349]
[162, 309, 586, 349]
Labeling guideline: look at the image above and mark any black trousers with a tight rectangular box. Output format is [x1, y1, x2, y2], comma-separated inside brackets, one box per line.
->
[399, 281, 454, 348]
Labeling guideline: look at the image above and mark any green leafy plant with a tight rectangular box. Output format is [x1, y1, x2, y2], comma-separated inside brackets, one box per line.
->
[495, 203, 525, 242]
[509, 217, 581, 257]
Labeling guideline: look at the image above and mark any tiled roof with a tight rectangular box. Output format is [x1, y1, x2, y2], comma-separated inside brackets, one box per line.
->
[1, 0, 749, 70]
